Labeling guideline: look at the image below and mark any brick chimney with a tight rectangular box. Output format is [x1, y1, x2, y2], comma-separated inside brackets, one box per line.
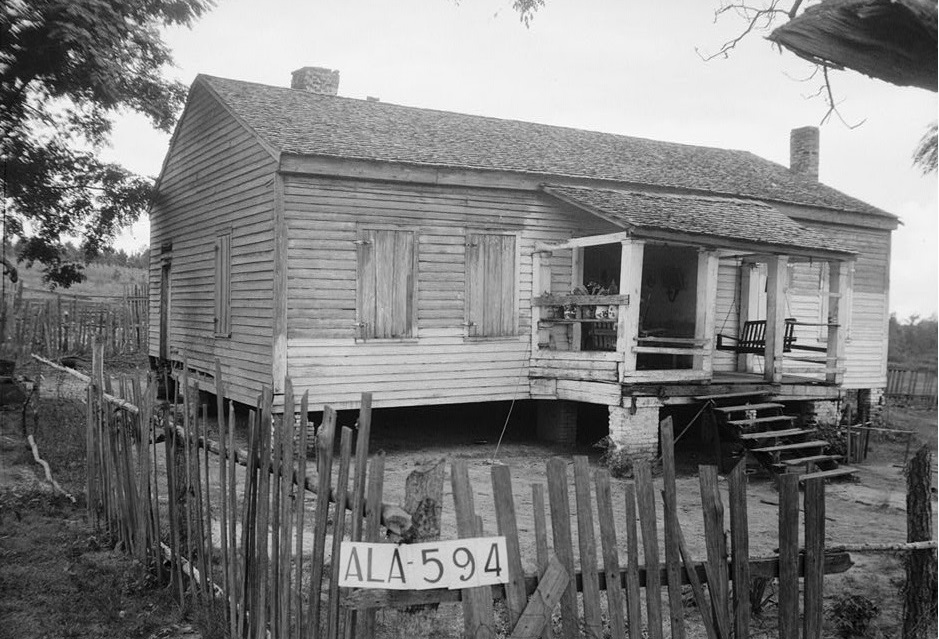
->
[290, 66, 340, 96]
[790, 126, 820, 180]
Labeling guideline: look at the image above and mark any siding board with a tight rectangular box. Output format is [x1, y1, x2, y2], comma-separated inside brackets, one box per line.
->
[149, 82, 276, 403]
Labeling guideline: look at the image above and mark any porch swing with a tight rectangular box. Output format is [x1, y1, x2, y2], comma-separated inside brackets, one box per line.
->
[715, 273, 828, 356]
[716, 318, 801, 354]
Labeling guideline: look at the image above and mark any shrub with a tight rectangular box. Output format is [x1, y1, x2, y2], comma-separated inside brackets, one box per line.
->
[830, 593, 880, 638]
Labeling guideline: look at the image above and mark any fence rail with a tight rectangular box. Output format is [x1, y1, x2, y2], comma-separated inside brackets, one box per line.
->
[2, 282, 147, 359]
[69, 343, 852, 639]
[886, 366, 938, 407]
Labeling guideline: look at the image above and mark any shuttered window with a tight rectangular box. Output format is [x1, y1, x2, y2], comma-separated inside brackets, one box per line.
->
[214, 232, 232, 337]
[356, 228, 417, 339]
[465, 233, 517, 337]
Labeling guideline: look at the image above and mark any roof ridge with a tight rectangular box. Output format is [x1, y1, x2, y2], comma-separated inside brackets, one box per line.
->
[198, 74, 762, 156]
[197, 74, 896, 222]
[545, 184, 776, 207]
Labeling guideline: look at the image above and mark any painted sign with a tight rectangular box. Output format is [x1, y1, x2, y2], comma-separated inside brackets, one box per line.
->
[338, 537, 509, 590]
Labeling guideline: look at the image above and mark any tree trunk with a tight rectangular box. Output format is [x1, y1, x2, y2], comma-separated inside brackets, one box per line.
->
[903, 445, 937, 639]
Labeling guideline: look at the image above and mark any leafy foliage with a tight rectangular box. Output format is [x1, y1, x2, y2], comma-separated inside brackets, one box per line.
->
[888, 313, 938, 370]
[913, 121, 938, 175]
[0, 0, 212, 287]
[830, 593, 880, 638]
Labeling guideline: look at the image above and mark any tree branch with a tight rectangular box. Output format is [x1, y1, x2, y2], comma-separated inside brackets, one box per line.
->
[697, 0, 792, 61]
[818, 66, 865, 129]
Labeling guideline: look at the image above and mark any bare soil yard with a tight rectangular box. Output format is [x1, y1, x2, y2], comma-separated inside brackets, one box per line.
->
[1, 368, 935, 638]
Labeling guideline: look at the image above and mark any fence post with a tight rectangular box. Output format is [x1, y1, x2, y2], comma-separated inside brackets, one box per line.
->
[803, 477, 825, 639]
[546, 457, 580, 639]
[660, 418, 686, 639]
[778, 474, 800, 639]
[904, 445, 937, 639]
[728, 461, 751, 639]
[452, 459, 495, 639]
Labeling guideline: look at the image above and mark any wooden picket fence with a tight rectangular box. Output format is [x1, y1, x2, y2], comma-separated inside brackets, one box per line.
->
[1, 282, 148, 359]
[886, 365, 938, 408]
[78, 345, 850, 639]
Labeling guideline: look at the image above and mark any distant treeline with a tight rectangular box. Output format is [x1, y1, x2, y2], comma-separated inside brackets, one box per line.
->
[5, 240, 149, 270]
[888, 313, 938, 371]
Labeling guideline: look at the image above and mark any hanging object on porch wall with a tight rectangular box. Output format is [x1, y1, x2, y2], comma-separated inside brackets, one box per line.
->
[661, 266, 686, 302]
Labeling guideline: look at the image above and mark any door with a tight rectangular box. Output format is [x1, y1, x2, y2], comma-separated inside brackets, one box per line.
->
[159, 260, 171, 360]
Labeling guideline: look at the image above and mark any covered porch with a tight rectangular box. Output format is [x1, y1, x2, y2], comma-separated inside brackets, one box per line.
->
[530, 186, 855, 395]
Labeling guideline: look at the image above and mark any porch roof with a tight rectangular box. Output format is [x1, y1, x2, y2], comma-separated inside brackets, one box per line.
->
[542, 185, 855, 257]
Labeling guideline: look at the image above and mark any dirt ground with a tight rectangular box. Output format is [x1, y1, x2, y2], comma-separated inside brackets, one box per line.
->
[360, 403, 937, 638]
[1, 362, 936, 638]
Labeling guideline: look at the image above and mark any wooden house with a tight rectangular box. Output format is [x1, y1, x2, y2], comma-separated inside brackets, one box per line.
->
[149, 67, 897, 462]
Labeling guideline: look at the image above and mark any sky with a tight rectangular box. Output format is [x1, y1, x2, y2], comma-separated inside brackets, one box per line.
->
[104, 0, 938, 319]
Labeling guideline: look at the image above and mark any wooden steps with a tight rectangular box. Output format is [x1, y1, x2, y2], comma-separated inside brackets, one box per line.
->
[693, 390, 770, 401]
[739, 428, 815, 441]
[799, 467, 859, 481]
[781, 454, 843, 467]
[714, 402, 785, 413]
[752, 440, 829, 453]
[701, 393, 856, 483]
[727, 415, 795, 427]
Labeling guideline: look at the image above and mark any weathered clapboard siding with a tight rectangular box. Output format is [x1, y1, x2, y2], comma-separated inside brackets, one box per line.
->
[149, 82, 277, 405]
[283, 176, 614, 409]
[286, 338, 533, 410]
[791, 220, 891, 388]
[712, 259, 741, 373]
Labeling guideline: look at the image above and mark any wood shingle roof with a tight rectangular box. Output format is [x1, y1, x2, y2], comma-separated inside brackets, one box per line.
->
[542, 185, 854, 255]
[199, 74, 893, 219]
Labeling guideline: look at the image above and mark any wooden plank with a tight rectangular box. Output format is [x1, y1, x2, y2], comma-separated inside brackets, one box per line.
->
[659, 418, 685, 639]
[594, 469, 627, 639]
[239, 407, 259, 639]
[268, 404, 284, 635]
[278, 381, 296, 638]
[572, 456, 603, 639]
[214, 361, 234, 636]
[535, 230, 632, 252]
[546, 458, 579, 639]
[660, 490, 720, 639]
[698, 465, 731, 639]
[221, 400, 239, 635]
[634, 459, 664, 639]
[694, 250, 719, 374]
[360, 453, 386, 637]
[326, 427, 354, 639]
[532, 483, 554, 639]
[778, 473, 800, 639]
[253, 388, 274, 639]
[728, 461, 750, 639]
[803, 477, 825, 639]
[491, 465, 527, 629]
[764, 256, 787, 383]
[308, 406, 337, 634]
[618, 240, 644, 373]
[293, 392, 309, 639]
[343, 392, 373, 639]
[451, 459, 495, 639]
[509, 556, 570, 639]
[623, 483, 643, 639]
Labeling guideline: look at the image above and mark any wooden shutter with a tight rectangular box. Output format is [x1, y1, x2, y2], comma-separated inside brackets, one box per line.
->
[214, 233, 231, 336]
[357, 229, 416, 339]
[466, 233, 516, 337]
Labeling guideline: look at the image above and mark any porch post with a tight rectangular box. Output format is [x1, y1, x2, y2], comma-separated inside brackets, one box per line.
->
[737, 262, 760, 373]
[827, 260, 849, 384]
[617, 239, 644, 380]
[694, 249, 719, 375]
[531, 250, 553, 352]
[571, 247, 584, 351]
[764, 255, 788, 383]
